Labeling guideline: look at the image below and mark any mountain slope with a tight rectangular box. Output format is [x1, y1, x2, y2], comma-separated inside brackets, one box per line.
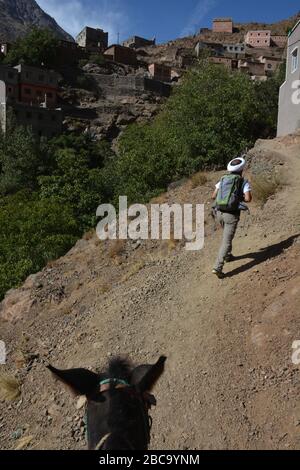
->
[0, 0, 73, 42]
[0, 133, 300, 449]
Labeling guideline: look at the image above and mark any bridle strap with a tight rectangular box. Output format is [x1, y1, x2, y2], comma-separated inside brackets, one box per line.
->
[99, 378, 129, 387]
[95, 433, 111, 450]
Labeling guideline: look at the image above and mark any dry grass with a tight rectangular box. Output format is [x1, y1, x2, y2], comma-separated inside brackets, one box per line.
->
[167, 235, 180, 252]
[46, 260, 56, 269]
[83, 229, 95, 241]
[190, 172, 208, 189]
[109, 240, 125, 259]
[122, 261, 145, 282]
[14, 435, 34, 450]
[0, 373, 21, 402]
[12, 350, 27, 369]
[150, 193, 168, 205]
[97, 283, 111, 295]
[94, 238, 101, 247]
[252, 172, 283, 205]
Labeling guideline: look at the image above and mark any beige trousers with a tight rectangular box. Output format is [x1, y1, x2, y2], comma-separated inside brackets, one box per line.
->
[214, 210, 239, 272]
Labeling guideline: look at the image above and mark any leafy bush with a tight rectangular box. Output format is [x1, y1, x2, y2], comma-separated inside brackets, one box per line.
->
[0, 129, 114, 300]
[38, 134, 114, 230]
[0, 192, 79, 300]
[0, 123, 41, 195]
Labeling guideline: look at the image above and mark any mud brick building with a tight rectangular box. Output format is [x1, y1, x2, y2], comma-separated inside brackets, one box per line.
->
[212, 18, 233, 34]
[122, 36, 156, 49]
[258, 55, 282, 74]
[209, 56, 235, 69]
[0, 64, 62, 138]
[245, 30, 271, 48]
[104, 45, 137, 66]
[76, 27, 108, 53]
[238, 58, 266, 78]
[56, 40, 87, 66]
[195, 41, 224, 57]
[271, 35, 288, 48]
[0, 65, 19, 101]
[148, 63, 171, 82]
[223, 43, 245, 56]
[13, 64, 59, 108]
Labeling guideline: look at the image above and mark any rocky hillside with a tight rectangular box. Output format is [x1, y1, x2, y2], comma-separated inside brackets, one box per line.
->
[60, 61, 170, 144]
[0, 0, 73, 42]
[0, 133, 300, 449]
[235, 12, 300, 35]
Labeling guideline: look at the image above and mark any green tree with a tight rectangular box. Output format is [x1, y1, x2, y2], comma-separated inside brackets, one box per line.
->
[39, 134, 115, 229]
[4, 28, 59, 68]
[253, 65, 284, 138]
[0, 122, 41, 195]
[0, 192, 79, 300]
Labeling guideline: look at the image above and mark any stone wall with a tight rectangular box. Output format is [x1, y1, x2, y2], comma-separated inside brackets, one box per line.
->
[86, 74, 171, 99]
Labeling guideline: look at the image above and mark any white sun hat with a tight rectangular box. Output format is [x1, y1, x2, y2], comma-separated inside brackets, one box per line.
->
[227, 157, 246, 173]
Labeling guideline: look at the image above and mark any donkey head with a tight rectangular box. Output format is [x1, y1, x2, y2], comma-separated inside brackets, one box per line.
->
[47, 355, 166, 450]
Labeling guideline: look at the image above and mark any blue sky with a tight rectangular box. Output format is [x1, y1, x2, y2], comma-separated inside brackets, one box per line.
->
[36, 0, 300, 44]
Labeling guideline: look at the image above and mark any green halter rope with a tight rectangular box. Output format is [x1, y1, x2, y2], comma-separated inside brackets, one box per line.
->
[99, 378, 129, 387]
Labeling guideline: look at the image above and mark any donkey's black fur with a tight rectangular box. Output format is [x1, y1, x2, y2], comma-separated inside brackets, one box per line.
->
[105, 357, 132, 382]
[48, 355, 166, 450]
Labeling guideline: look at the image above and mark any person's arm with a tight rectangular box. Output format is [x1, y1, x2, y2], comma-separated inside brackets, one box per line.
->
[212, 188, 218, 200]
[244, 191, 252, 203]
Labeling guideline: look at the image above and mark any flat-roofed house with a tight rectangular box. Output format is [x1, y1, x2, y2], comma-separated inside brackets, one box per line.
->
[209, 56, 234, 69]
[148, 63, 171, 82]
[104, 45, 137, 66]
[0, 64, 62, 138]
[122, 36, 155, 49]
[271, 35, 288, 48]
[238, 58, 266, 78]
[245, 30, 271, 48]
[212, 18, 233, 34]
[76, 27, 108, 52]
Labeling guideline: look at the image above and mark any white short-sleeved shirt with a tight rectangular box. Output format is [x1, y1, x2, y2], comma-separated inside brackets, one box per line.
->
[215, 179, 251, 193]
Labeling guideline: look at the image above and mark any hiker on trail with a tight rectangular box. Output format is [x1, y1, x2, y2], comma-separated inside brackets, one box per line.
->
[211, 157, 252, 279]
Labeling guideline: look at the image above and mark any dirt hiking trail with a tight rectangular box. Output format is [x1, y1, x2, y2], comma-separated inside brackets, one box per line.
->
[0, 134, 300, 450]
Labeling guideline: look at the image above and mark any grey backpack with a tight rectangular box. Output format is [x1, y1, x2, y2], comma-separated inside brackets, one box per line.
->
[216, 174, 244, 212]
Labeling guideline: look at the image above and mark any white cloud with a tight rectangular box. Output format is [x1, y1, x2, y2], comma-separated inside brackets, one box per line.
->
[181, 0, 218, 37]
[36, 0, 130, 43]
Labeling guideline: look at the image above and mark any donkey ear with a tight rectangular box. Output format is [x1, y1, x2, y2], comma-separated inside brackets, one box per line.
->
[133, 356, 166, 393]
[47, 365, 100, 396]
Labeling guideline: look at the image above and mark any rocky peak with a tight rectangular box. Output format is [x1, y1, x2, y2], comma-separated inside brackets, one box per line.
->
[0, 0, 74, 42]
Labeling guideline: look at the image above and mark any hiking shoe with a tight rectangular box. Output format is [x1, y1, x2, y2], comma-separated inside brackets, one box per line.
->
[225, 254, 235, 263]
[212, 269, 224, 279]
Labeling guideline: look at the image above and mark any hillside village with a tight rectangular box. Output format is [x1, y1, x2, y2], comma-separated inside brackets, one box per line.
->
[0, 14, 297, 142]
